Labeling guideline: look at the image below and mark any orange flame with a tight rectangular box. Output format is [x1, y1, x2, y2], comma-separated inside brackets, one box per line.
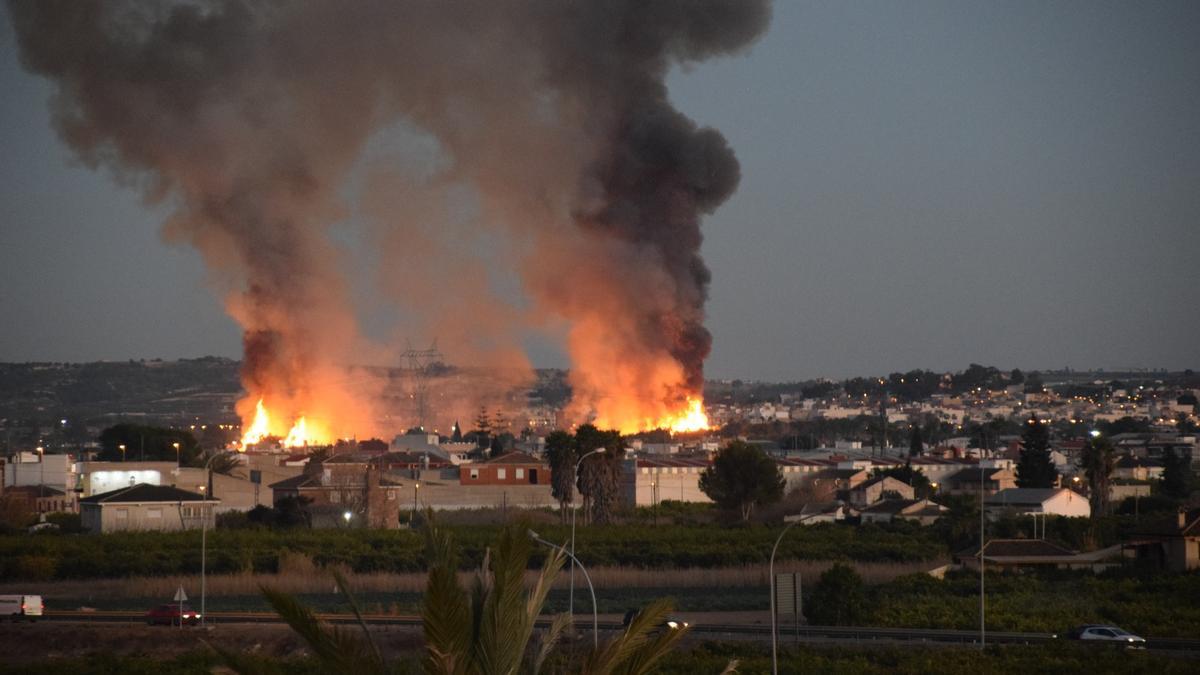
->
[660, 397, 709, 434]
[283, 416, 310, 448]
[239, 398, 330, 448]
[240, 399, 271, 446]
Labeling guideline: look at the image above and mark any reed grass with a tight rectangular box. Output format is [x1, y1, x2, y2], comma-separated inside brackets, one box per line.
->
[1, 552, 943, 601]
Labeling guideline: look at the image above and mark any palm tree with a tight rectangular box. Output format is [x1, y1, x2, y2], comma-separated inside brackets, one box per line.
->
[215, 516, 700, 674]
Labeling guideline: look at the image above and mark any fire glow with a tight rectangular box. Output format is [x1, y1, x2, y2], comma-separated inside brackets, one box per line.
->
[662, 397, 709, 434]
[595, 396, 710, 435]
[239, 399, 327, 449]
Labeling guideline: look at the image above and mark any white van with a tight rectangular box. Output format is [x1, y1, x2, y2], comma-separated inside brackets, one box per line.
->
[0, 595, 44, 621]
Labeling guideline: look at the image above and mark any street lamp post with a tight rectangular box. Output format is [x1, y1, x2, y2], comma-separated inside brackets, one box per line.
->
[413, 483, 420, 522]
[173, 442, 181, 468]
[343, 511, 352, 528]
[199, 451, 225, 627]
[569, 447, 606, 621]
[980, 459, 986, 650]
[769, 516, 813, 675]
[118, 444, 126, 462]
[36, 445, 44, 504]
[530, 530, 598, 649]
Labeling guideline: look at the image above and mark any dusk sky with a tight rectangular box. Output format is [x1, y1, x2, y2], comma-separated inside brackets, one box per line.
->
[2, 1, 1197, 381]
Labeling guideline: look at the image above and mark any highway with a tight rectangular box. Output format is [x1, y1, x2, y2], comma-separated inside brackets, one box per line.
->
[39, 610, 1200, 653]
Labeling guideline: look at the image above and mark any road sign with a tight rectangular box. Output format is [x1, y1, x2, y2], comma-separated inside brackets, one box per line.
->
[775, 572, 803, 619]
[174, 586, 187, 602]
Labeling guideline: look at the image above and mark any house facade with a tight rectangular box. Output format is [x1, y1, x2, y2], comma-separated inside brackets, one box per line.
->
[79, 483, 217, 534]
[269, 457, 402, 529]
[1125, 509, 1200, 572]
[847, 476, 914, 506]
[458, 452, 549, 486]
[984, 488, 1091, 519]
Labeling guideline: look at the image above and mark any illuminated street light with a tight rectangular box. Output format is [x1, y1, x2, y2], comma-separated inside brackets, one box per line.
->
[570, 447, 606, 621]
[173, 442, 181, 467]
[118, 444, 126, 462]
[343, 511, 352, 526]
[530, 530, 598, 649]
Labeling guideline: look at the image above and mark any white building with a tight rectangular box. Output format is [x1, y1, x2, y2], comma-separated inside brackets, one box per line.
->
[984, 488, 1091, 519]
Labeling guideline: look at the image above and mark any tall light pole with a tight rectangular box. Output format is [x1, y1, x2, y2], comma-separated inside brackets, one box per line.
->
[200, 451, 223, 627]
[980, 459, 985, 650]
[530, 530, 598, 649]
[36, 445, 44, 504]
[569, 447, 606, 621]
[118, 444, 126, 463]
[413, 483, 420, 522]
[173, 442, 181, 468]
[769, 516, 814, 675]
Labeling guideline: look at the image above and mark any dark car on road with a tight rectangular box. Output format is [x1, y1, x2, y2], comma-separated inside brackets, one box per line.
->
[145, 603, 201, 626]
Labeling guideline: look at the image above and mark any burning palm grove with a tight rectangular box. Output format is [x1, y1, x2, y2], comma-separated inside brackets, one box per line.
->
[9, 0, 771, 446]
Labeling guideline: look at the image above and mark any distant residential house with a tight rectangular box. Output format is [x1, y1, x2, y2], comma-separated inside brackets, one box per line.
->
[1, 485, 77, 515]
[984, 488, 1091, 519]
[79, 483, 216, 534]
[814, 468, 869, 493]
[1124, 509, 1200, 573]
[269, 457, 402, 529]
[1113, 456, 1164, 481]
[942, 467, 1016, 497]
[858, 498, 949, 526]
[785, 502, 846, 525]
[459, 451, 549, 486]
[847, 476, 914, 507]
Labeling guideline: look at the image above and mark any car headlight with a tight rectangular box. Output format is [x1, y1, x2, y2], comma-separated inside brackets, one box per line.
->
[666, 621, 679, 629]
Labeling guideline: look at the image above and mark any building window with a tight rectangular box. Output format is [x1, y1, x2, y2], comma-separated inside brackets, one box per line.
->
[387, 490, 396, 501]
[148, 507, 162, 519]
[515, 468, 524, 479]
[330, 491, 341, 503]
[470, 469, 479, 480]
[497, 469, 507, 480]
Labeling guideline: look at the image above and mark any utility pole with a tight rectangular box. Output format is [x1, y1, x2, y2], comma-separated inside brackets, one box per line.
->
[398, 340, 443, 430]
[980, 463, 986, 650]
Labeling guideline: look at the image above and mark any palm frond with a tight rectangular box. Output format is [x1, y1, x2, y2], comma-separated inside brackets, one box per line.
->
[332, 567, 386, 670]
[527, 612, 572, 675]
[476, 526, 535, 674]
[583, 598, 689, 675]
[260, 585, 384, 675]
[421, 512, 472, 675]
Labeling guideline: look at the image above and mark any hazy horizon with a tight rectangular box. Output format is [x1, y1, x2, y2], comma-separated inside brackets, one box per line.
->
[3, 1, 1197, 381]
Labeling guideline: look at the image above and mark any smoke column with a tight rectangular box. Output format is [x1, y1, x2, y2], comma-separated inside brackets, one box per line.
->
[8, 0, 771, 435]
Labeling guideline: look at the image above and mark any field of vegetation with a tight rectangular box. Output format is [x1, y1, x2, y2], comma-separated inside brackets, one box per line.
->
[860, 569, 1200, 638]
[0, 520, 947, 582]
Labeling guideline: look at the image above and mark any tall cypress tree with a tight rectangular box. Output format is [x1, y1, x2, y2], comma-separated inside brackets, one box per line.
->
[1161, 448, 1193, 500]
[1016, 417, 1058, 488]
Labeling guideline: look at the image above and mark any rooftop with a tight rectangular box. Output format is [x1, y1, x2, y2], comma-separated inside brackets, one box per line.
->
[80, 483, 210, 504]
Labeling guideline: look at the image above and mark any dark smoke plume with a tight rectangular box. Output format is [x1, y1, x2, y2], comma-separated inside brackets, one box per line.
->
[8, 0, 771, 433]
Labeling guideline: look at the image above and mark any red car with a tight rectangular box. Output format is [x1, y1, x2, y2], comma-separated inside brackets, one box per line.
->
[145, 603, 201, 626]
